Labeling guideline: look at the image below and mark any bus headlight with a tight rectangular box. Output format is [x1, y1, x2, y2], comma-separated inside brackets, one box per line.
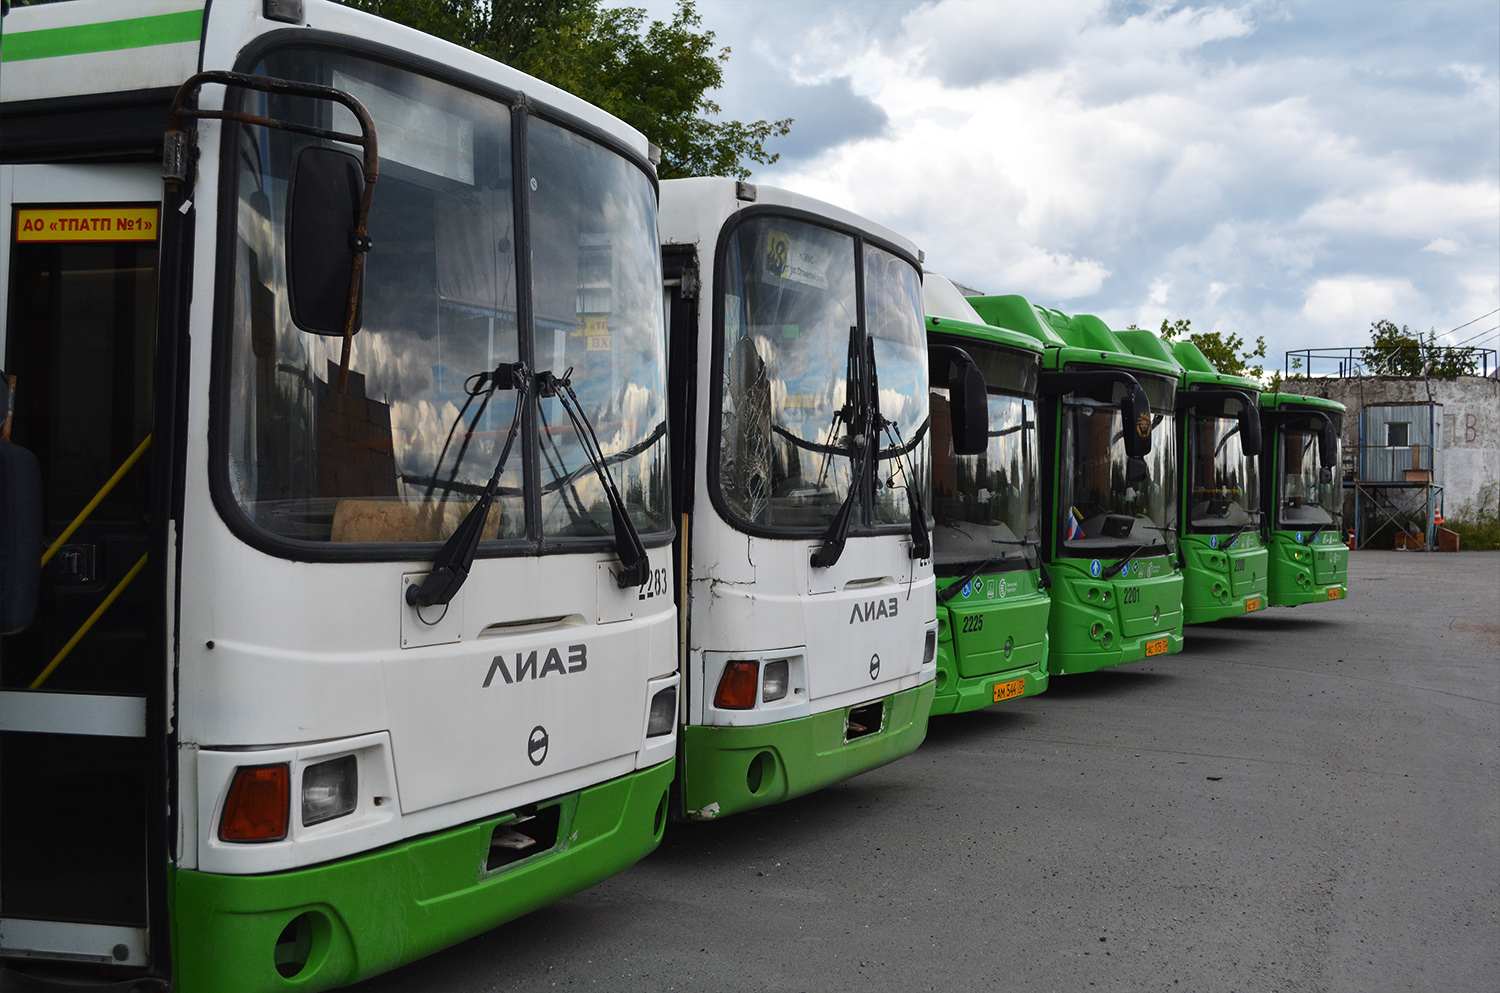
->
[302, 755, 357, 826]
[762, 659, 789, 702]
[647, 687, 677, 736]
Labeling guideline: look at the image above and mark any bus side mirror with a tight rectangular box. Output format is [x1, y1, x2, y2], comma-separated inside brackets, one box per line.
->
[286, 145, 366, 337]
[1239, 401, 1263, 457]
[929, 344, 989, 455]
[1319, 419, 1338, 468]
[1121, 383, 1152, 458]
[1, 441, 43, 635]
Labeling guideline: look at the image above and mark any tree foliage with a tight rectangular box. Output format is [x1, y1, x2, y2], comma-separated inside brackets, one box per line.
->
[343, 0, 790, 179]
[1362, 319, 1480, 377]
[1155, 318, 1269, 382]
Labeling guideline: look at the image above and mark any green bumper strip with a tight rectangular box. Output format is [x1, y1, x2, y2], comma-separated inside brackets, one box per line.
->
[172, 760, 674, 993]
[679, 682, 934, 820]
[3, 9, 204, 62]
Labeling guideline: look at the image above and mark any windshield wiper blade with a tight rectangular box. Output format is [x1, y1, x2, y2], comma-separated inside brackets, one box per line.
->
[541, 368, 650, 589]
[812, 329, 869, 569]
[1100, 540, 1152, 579]
[936, 538, 1040, 602]
[407, 362, 528, 608]
[938, 553, 1009, 602]
[1219, 513, 1264, 549]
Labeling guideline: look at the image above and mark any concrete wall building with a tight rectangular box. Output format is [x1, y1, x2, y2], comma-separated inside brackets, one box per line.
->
[1280, 374, 1500, 520]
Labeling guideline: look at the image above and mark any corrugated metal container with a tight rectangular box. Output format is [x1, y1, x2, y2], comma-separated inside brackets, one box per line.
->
[1360, 403, 1443, 483]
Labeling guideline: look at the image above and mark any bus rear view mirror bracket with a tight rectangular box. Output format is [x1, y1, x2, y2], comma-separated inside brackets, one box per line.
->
[1179, 388, 1262, 457]
[1041, 369, 1153, 458]
[287, 145, 369, 338]
[928, 343, 989, 455]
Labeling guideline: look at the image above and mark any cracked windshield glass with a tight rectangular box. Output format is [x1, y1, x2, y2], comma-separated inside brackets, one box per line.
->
[223, 50, 666, 544]
[717, 218, 926, 530]
[1059, 373, 1178, 553]
[930, 338, 1039, 575]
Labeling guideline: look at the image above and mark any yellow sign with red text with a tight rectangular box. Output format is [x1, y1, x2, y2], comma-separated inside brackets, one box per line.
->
[16, 207, 159, 243]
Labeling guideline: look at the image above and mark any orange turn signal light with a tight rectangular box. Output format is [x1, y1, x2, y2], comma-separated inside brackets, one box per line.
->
[713, 660, 759, 710]
[219, 763, 290, 842]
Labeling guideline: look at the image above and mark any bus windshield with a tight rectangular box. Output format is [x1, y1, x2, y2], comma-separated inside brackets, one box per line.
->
[1058, 372, 1178, 554]
[716, 217, 927, 531]
[930, 338, 1040, 574]
[221, 49, 668, 546]
[1278, 425, 1339, 527]
[1186, 399, 1260, 531]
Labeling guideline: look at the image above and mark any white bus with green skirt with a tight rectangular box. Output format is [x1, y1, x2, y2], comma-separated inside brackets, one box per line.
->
[1, 2, 676, 989]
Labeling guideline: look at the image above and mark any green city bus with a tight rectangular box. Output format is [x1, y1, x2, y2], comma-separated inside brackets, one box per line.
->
[1260, 392, 1349, 606]
[1161, 339, 1269, 623]
[923, 276, 1050, 715]
[969, 296, 1184, 677]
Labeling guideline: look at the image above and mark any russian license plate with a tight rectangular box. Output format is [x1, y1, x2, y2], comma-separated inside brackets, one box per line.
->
[992, 678, 1025, 703]
[1245, 597, 1262, 612]
[1328, 587, 1343, 600]
[1145, 637, 1169, 657]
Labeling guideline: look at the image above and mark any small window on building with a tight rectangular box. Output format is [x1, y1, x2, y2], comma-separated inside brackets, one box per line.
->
[1387, 422, 1409, 447]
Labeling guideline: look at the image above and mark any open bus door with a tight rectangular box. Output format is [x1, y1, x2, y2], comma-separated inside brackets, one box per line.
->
[1, 168, 169, 976]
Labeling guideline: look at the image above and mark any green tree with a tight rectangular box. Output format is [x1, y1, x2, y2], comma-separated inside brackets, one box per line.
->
[1362, 319, 1479, 377]
[1156, 318, 1269, 381]
[343, 0, 791, 179]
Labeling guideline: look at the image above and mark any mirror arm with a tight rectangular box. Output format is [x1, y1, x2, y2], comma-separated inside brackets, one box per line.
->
[165, 70, 379, 391]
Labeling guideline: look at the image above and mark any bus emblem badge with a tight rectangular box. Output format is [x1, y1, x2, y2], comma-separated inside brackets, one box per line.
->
[528, 726, 549, 766]
[869, 654, 881, 680]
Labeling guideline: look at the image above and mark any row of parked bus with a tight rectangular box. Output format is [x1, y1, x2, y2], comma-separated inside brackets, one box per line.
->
[0, 3, 1348, 991]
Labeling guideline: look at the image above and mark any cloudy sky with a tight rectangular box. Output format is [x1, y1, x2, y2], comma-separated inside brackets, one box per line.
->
[630, 0, 1500, 376]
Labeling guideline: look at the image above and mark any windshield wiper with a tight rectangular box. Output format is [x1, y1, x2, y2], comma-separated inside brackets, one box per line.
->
[1303, 513, 1342, 544]
[540, 368, 651, 588]
[812, 329, 870, 569]
[407, 362, 529, 608]
[1100, 539, 1156, 579]
[936, 538, 1039, 602]
[1218, 513, 1263, 550]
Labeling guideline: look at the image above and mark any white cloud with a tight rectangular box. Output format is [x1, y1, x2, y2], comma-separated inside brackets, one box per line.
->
[1300, 277, 1422, 331]
[1300, 179, 1500, 241]
[1423, 239, 1460, 255]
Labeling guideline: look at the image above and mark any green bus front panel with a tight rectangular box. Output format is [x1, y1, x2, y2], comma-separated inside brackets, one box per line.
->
[1046, 559, 1183, 675]
[1266, 532, 1349, 606]
[932, 575, 1050, 716]
[1180, 534, 1270, 624]
[172, 761, 675, 993]
[678, 682, 934, 820]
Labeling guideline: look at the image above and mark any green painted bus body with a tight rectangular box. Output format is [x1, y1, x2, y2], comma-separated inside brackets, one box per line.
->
[1167, 341, 1270, 624]
[171, 761, 674, 993]
[677, 683, 934, 819]
[968, 297, 1185, 677]
[925, 310, 1051, 715]
[1261, 392, 1350, 606]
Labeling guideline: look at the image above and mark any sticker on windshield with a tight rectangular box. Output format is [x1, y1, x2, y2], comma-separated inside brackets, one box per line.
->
[961, 581, 973, 598]
[1210, 535, 1219, 549]
[1089, 559, 1102, 578]
[1120, 562, 1131, 578]
[764, 227, 830, 290]
[1296, 531, 1304, 543]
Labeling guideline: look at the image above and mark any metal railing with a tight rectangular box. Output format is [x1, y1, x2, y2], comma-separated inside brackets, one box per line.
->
[1285, 347, 1496, 380]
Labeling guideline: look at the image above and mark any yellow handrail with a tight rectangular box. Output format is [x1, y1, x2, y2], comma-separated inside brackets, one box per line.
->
[41, 434, 152, 567]
[29, 552, 148, 690]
